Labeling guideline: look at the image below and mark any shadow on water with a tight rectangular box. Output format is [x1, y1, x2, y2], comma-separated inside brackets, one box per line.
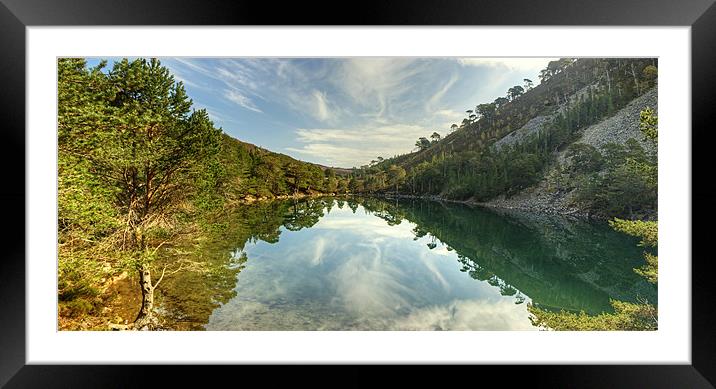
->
[154, 196, 656, 330]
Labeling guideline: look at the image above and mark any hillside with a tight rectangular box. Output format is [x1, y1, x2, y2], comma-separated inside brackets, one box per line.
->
[487, 86, 658, 218]
[399, 58, 654, 166]
[215, 133, 352, 203]
[352, 58, 658, 220]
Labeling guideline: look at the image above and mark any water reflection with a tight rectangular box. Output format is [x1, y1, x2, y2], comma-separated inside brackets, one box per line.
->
[157, 197, 656, 331]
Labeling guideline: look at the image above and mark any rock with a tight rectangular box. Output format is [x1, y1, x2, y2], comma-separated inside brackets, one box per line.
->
[108, 323, 132, 331]
[484, 87, 657, 219]
[576, 87, 657, 153]
[494, 115, 554, 151]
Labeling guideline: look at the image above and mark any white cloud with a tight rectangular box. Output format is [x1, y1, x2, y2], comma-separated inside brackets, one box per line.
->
[331, 58, 427, 119]
[313, 91, 330, 121]
[434, 109, 464, 120]
[279, 88, 344, 124]
[161, 57, 566, 167]
[457, 57, 557, 72]
[389, 299, 536, 330]
[168, 58, 266, 114]
[171, 58, 212, 75]
[170, 71, 202, 89]
[309, 90, 335, 122]
[216, 66, 260, 92]
[225, 88, 263, 113]
[287, 123, 431, 167]
[425, 73, 458, 112]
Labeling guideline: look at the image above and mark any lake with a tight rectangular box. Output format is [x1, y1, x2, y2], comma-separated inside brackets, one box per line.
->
[155, 197, 656, 330]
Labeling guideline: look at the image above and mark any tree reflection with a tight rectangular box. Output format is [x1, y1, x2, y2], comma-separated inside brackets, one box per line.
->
[283, 199, 326, 231]
[155, 199, 324, 329]
[363, 197, 656, 315]
[155, 196, 656, 329]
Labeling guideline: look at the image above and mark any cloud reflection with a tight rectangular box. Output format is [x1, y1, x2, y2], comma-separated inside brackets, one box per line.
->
[206, 204, 536, 330]
[390, 299, 535, 330]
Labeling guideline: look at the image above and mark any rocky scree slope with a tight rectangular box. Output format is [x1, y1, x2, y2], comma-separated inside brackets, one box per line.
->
[484, 86, 657, 217]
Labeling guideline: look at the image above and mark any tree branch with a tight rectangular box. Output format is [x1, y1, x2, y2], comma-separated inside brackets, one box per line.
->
[151, 265, 167, 290]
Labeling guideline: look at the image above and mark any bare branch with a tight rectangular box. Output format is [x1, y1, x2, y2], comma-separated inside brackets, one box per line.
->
[151, 265, 167, 290]
[150, 240, 170, 256]
[151, 262, 185, 290]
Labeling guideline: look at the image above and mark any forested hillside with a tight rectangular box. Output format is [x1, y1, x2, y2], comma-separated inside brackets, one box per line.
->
[349, 58, 658, 220]
[214, 133, 351, 204]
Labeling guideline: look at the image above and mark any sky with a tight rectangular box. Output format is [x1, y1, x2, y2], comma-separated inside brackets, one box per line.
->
[86, 57, 555, 168]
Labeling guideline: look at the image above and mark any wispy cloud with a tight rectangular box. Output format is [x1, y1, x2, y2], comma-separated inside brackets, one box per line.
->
[282, 87, 342, 124]
[425, 73, 458, 112]
[151, 57, 561, 166]
[170, 71, 202, 89]
[225, 88, 263, 113]
[287, 123, 431, 167]
[331, 58, 428, 120]
[167, 58, 265, 114]
[457, 57, 556, 72]
[312, 90, 331, 121]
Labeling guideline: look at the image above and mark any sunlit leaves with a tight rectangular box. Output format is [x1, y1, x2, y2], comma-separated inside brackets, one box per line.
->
[528, 300, 657, 331]
[639, 107, 658, 145]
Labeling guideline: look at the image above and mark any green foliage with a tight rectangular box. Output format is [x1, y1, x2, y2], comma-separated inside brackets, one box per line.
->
[643, 65, 658, 80]
[59, 58, 222, 255]
[507, 85, 525, 101]
[58, 155, 120, 238]
[387, 165, 407, 191]
[57, 58, 343, 327]
[610, 218, 658, 283]
[569, 106, 658, 218]
[415, 137, 431, 151]
[58, 252, 105, 301]
[566, 143, 604, 174]
[528, 300, 657, 331]
[635, 252, 658, 284]
[529, 208, 659, 330]
[58, 59, 120, 238]
[609, 218, 657, 247]
[348, 178, 363, 192]
[217, 134, 344, 200]
[569, 140, 656, 218]
[193, 155, 227, 212]
[639, 107, 658, 145]
[476, 103, 496, 122]
[538, 58, 575, 83]
[493, 97, 509, 109]
[529, 216, 659, 330]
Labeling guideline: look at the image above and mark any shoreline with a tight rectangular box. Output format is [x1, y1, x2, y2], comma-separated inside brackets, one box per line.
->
[229, 191, 654, 222]
[367, 192, 600, 220]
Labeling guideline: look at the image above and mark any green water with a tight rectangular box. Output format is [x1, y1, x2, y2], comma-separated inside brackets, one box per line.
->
[156, 197, 656, 330]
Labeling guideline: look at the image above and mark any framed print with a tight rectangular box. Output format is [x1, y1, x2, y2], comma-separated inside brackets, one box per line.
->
[2, 0, 715, 387]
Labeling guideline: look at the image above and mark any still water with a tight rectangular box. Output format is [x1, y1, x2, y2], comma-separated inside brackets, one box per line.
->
[156, 197, 656, 330]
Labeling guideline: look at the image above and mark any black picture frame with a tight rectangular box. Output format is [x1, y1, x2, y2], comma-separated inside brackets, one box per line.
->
[1, 0, 714, 387]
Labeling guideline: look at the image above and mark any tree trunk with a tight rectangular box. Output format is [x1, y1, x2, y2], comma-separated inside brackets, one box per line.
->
[134, 264, 156, 329]
[630, 63, 640, 95]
